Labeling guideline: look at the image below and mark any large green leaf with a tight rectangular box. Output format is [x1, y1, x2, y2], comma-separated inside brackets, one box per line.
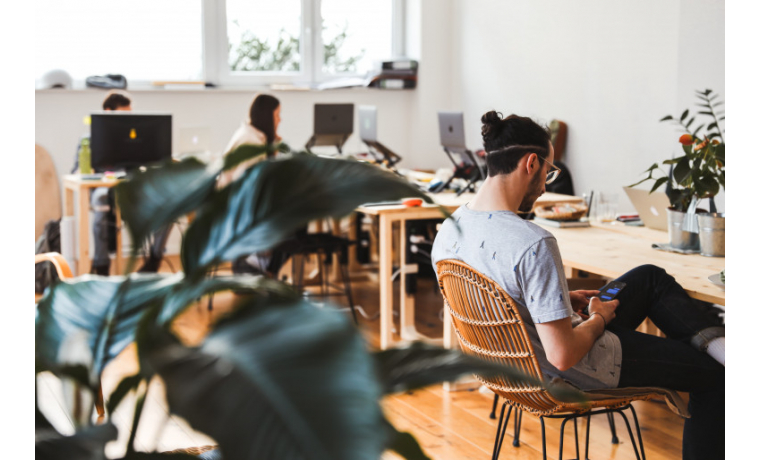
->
[36, 423, 118, 460]
[673, 156, 692, 185]
[181, 155, 433, 275]
[146, 299, 386, 460]
[115, 158, 220, 251]
[157, 274, 299, 325]
[36, 273, 182, 380]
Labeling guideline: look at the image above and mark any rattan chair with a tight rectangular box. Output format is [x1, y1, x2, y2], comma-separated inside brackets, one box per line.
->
[436, 259, 687, 460]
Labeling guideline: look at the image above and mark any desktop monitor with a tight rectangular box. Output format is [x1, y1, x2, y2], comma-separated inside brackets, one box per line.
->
[90, 112, 172, 172]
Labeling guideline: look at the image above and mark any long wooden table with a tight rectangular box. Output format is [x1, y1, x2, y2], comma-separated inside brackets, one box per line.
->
[357, 192, 585, 350]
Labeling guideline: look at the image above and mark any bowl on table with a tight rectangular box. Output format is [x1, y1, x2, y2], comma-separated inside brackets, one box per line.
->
[534, 203, 588, 221]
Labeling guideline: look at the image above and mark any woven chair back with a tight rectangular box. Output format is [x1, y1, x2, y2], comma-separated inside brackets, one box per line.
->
[437, 259, 565, 415]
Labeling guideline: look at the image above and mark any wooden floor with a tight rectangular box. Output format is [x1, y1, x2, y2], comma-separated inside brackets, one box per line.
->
[37, 255, 685, 459]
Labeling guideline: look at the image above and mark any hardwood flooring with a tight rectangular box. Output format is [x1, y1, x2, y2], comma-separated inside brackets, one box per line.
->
[36, 255, 685, 459]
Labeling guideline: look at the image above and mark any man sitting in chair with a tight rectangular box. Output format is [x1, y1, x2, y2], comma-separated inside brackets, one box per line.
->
[431, 112, 724, 460]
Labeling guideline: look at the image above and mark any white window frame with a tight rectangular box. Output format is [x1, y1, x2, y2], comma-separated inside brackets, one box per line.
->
[203, 0, 405, 87]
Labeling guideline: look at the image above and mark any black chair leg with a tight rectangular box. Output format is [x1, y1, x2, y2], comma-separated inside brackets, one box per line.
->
[491, 403, 512, 460]
[573, 417, 580, 460]
[540, 417, 548, 460]
[617, 409, 643, 460]
[584, 414, 592, 460]
[607, 411, 620, 444]
[628, 405, 647, 460]
[558, 417, 571, 460]
[490, 394, 499, 419]
[339, 259, 358, 325]
[512, 409, 522, 447]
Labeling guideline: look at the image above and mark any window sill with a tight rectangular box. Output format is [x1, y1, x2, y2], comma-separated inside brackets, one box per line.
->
[35, 84, 416, 94]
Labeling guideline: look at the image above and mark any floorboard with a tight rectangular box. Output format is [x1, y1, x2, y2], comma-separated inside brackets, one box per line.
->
[37, 254, 686, 459]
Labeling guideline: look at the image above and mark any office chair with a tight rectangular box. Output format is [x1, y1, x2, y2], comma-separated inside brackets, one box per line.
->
[436, 259, 688, 460]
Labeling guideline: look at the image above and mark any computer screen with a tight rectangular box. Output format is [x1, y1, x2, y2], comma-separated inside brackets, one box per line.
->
[437, 111, 467, 150]
[314, 104, 354, 135]
[358, 105, 378, 142]
[90, 112, 172, 172]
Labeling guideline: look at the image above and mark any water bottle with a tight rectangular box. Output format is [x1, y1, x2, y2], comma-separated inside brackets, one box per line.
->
[78, 137, 92, 174]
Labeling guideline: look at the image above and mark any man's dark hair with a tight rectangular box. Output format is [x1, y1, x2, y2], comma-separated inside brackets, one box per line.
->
[249, 93, 280, 145]
[102, 91, 131, 110]
[480, 112, 550, 177]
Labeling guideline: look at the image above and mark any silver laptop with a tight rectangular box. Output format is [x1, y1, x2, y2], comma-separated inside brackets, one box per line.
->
[437, 111, 467, 150]
[623, 187, 671, 231]
[178, 126, 211, 155]
[358, 105, 377, 143]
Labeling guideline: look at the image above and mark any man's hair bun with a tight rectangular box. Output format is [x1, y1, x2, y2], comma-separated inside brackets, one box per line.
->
[481, 110, 503, 140]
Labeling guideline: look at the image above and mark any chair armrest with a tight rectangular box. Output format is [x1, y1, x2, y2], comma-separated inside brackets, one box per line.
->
[35, 252, 73, 279]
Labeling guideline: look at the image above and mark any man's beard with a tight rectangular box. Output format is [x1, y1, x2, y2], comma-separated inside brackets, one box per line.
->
[518, 171, 544, 213]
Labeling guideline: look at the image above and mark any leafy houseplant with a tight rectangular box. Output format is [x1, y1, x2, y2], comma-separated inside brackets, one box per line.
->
[35, 146, 583, 459]
[631, 89, 725, 212]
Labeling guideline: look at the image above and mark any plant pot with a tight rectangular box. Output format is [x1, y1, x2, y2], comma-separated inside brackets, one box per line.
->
[667, 207, 700, 250]
[697, 213, 725, 257]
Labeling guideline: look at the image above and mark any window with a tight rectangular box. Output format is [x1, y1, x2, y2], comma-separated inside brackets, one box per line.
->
[207, 0, 404, 86]
[35, 0, 404, 88]
[36, 0, 204, 85]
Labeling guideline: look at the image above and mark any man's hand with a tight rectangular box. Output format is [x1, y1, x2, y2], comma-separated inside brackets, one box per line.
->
[587, 297, 619, 328]
[568, 290, 599, 319]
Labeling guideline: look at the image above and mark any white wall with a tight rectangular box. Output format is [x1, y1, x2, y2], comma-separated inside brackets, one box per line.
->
[451, 0, 725, 213]
[35, 0, 725, 255]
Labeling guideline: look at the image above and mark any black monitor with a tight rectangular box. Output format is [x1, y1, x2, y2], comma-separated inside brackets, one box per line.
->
[90, 112, 172, 172]
[305, 103, 353, 154]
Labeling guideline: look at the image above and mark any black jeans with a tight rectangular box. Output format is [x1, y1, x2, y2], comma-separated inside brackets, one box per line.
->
[606, 265, 724, 460]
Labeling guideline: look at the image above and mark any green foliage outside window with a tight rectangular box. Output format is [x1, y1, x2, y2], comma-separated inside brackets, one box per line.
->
[229, 22, 365, 73]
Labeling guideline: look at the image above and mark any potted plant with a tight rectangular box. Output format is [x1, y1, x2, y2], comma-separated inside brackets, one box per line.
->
[35, 147, 582, 459]
[630, 89, 725, 253]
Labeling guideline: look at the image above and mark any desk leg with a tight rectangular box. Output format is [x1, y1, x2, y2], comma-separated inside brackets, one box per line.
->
[379, 215, 393, 350]
[64, 187, 74, 217]
[331, 218, 341, 282]
[114, 202, 123, 275]
[78, 188, 91, 276]
[348, 213, 359, 273]
[398, 218, 416, 338]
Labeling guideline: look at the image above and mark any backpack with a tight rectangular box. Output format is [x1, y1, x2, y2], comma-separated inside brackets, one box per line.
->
[35, 219, 62, 294]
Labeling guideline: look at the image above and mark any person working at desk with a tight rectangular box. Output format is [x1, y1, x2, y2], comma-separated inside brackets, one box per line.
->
[72, 90, 167, 274]
[221, 93, 290, 277]
[431, 112, 725, 460]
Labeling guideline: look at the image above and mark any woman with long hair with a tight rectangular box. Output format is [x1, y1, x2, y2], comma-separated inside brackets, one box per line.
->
[219, 93, 282, 187]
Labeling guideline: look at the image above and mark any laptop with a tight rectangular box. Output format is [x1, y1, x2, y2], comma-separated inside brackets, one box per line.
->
[306, 103, 354, 153]
[358, 105, 378, 142]
[178, 126, 211, 155]
[623, 187, 671, 231]
[358, 105, 402, 166]
[437, 111, 467, 150]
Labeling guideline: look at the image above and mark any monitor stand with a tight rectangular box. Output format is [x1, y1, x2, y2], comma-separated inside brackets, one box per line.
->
[305, 133, 351, 155]
[434, 147, 485, 196]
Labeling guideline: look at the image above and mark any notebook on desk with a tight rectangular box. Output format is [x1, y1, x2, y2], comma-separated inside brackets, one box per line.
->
[623, 187, 671, 231]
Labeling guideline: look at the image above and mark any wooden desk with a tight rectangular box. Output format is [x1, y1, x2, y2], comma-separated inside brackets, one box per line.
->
[62, 175, 124, 276]
[544, 221, 725, 305]
[358, 191, 585, 350]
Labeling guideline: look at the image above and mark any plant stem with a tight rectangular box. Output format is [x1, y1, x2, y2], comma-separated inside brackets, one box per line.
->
[705, 97, 725, 143]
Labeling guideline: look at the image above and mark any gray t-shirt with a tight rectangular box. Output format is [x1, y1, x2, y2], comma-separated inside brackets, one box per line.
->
[431, 204, 622, 389]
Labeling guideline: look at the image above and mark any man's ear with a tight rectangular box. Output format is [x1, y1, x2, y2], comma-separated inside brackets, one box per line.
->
[524, 152, 538, 174]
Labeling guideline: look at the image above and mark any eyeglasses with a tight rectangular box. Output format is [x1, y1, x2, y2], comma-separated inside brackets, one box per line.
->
[486, 146, 561, 184]
[538, 156, 561, 184]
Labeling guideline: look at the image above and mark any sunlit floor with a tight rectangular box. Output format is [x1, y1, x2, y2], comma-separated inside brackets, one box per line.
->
[37, 256, 685, 459]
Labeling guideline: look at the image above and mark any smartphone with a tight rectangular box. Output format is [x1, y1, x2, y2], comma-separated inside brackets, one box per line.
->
[596, 281, 626, 301]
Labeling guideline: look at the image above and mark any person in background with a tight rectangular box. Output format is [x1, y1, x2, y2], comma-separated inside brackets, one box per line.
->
[73, 90, 168, 275]
[220, 94, 291, 277]
[431, 112, 725, 460]
[219, 93, 282, 188]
